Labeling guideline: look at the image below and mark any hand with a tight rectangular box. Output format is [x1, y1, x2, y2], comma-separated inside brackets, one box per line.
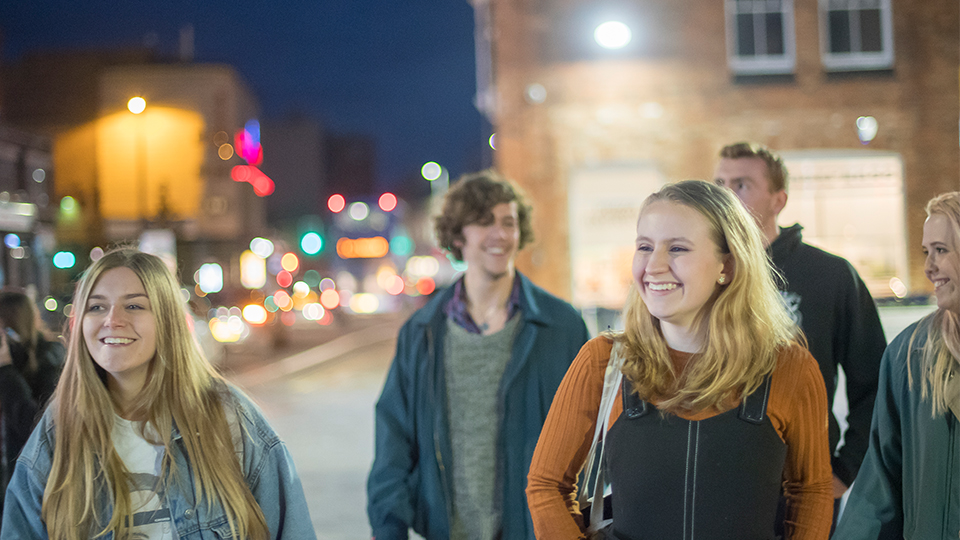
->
[832, 474, 848, 499]
[0, 331, 11, 367]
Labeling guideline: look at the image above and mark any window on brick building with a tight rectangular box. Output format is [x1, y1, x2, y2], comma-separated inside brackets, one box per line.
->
[725, 0, 796, 75]
[779, 151, 907, 298]
[820, 0, 894, 71]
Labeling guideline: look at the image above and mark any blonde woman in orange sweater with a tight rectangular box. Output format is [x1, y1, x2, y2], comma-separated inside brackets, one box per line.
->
[527, 180, 833, 539]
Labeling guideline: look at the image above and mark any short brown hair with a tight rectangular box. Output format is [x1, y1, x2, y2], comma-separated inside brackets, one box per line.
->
[719, 142, 788, 192]
[434, 170, 534, 261]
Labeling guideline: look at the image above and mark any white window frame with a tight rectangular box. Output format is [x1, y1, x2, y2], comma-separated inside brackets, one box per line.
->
[725, 0, 796, 75]
[820, 0, 895, 71]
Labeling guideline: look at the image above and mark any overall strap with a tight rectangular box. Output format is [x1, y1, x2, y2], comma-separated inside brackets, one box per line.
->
[737, 374, 773, 425]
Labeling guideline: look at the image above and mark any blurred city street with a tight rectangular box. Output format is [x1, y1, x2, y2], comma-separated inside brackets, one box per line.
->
[211, 303, 936, 540]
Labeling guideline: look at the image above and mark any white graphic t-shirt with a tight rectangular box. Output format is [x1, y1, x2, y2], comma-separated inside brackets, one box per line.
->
[112, 416, 175, 540]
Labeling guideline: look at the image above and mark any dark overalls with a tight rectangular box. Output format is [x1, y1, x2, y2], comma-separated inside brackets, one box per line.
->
[604, 376, 784, 540]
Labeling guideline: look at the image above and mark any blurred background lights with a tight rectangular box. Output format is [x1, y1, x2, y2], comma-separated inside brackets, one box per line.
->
[328, 194, 346, 213]
[524, 83, 547, 104]
[293, 281, 310, 296]
[32, 169, 45, 183]
[421, 161, 442, 181]
[249, 237, 274, 259]
[43, 297, 58, 312]
[127, 96, 146, 114]
[11, 247, 25, 260]
[303, 270, 322, 287]
[390, 235, 414, 256]
[385, 275, 405, 295]
[594, 21, 632, 49]
[320, 289, 340, 309]
[53, 251, 76, 269]
[301, 232, 323, 255]
[4, 234, 20, 249]
[276, 270, 293, 288]
[60, 196, 77, 213]
[240, 250, 267, 289]
[218, 144, 235, 160]
[319, 277, 336, 291]
[349, 202, 370, 221]
[857, 116, 879, 144]
[198, 263, 224, 294]
[350, 293, 380, 314]
[280, 252, 299, 272]
[302, 303, 325, 321]
[242, 304, 268, 325]
[889, 277, 907, 298]
[90, 246, 105, 261]
[488, 133, 496, 150]
[378, 192, 398, 212]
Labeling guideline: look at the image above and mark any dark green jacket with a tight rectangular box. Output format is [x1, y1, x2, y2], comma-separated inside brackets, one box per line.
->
[367, 272, 590, 540]
[834, 316, 960, 539]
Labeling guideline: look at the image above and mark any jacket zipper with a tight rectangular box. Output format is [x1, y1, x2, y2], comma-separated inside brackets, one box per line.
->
[428, 326, 455, 530]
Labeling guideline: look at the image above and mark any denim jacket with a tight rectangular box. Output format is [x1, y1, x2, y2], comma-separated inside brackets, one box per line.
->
[1, 385, 317, 540]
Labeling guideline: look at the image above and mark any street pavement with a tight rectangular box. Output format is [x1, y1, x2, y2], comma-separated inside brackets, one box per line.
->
[218, 303, 937, 539]
[221, 311, 410, 540]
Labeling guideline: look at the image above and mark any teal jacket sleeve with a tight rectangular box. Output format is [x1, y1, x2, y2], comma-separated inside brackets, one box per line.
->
[833, 331, 907, 539]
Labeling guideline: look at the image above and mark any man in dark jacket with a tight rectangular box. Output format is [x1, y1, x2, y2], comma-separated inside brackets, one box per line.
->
[714, 142, 886, 524]
[367, 170, 590, 540]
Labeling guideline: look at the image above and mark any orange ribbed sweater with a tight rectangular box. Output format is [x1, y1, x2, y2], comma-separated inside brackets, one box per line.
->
[526, 336, 833, 540]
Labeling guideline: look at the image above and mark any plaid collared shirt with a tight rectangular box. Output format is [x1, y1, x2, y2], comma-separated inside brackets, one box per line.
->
[443, 274, 522, 334]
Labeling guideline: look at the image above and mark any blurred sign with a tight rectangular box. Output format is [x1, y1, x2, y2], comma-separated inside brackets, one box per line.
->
[0, 202, 37, 232]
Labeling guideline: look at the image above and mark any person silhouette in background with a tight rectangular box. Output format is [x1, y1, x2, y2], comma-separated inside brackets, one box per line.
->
[715, 142, 885, 522]
[0, 290, 65, 527]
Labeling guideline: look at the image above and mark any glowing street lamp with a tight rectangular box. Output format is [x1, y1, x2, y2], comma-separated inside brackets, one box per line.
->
[127, 96, 146, 114]
[594, 21, 632, 49]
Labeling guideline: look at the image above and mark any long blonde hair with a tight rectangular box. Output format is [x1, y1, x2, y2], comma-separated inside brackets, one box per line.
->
[910, 192, 960, 416]
[615, 180, 799, 413]
[42, 248, 268, 540]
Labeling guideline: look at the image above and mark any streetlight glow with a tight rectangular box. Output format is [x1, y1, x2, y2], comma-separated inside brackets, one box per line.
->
[127, 96, 146, 114]
[594, 21, 632, 49]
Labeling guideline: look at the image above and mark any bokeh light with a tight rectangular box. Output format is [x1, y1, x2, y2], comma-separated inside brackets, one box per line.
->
[53, 251, 76, 269]
[349, 202, 370, 221]
[242, 304, 268, 325]
[127, 96, 146, 114]
[379, 192, 398, 212]
[594, 21, 632, 49]
[421, 162, 442, 181]
[320, 289, 340, 309]
[250, 237, 274, 258]
[281, 252, 300, 272]
[328, 194, 346, 213]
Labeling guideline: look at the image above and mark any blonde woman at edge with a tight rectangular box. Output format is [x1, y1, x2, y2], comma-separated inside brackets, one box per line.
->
[835, 191, 960, 539]
[1, 248, 316, 540]
[527, 180, 833, 539]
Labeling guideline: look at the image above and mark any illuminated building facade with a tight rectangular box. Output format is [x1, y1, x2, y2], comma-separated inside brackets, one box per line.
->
[476, 0, 959, 305]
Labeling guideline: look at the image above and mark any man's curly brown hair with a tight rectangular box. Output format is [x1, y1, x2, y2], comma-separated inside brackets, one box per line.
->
[434, 170, 534, 262]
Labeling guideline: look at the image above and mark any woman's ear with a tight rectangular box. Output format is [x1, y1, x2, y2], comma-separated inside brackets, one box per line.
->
[721, 254, 735, 282]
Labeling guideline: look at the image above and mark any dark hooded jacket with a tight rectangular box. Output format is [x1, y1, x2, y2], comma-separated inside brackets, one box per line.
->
[769, 223, 886, 485]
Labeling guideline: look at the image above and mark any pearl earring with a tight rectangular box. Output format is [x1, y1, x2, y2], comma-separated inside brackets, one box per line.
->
[718, 275, 726, 284]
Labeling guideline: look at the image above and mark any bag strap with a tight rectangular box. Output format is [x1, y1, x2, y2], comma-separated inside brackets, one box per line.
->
[579, 342, 624, 531]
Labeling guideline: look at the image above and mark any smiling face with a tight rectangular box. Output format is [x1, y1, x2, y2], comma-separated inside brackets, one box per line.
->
[634, 200, 727, 337]
[458, 201, 520, 280]
[82, 266, 158, 398]
[923, 213, 960, 314]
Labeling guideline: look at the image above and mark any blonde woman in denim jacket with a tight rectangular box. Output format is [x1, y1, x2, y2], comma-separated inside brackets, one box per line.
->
[1, 248, 316, 540]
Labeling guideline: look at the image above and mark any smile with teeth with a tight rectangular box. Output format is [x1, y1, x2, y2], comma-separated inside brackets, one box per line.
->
[933, 279, 949, 289]
[647, 282, 679, 291]
[102, 337, 135, 345]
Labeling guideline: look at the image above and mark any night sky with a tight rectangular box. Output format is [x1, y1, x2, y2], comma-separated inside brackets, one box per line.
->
[0, 0, 486, 191]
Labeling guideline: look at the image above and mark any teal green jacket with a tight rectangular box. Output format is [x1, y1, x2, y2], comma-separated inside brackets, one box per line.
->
[834, 316, 960, 539]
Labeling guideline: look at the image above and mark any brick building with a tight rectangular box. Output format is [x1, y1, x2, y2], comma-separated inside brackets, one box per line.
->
[475, 0, 959, 307]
